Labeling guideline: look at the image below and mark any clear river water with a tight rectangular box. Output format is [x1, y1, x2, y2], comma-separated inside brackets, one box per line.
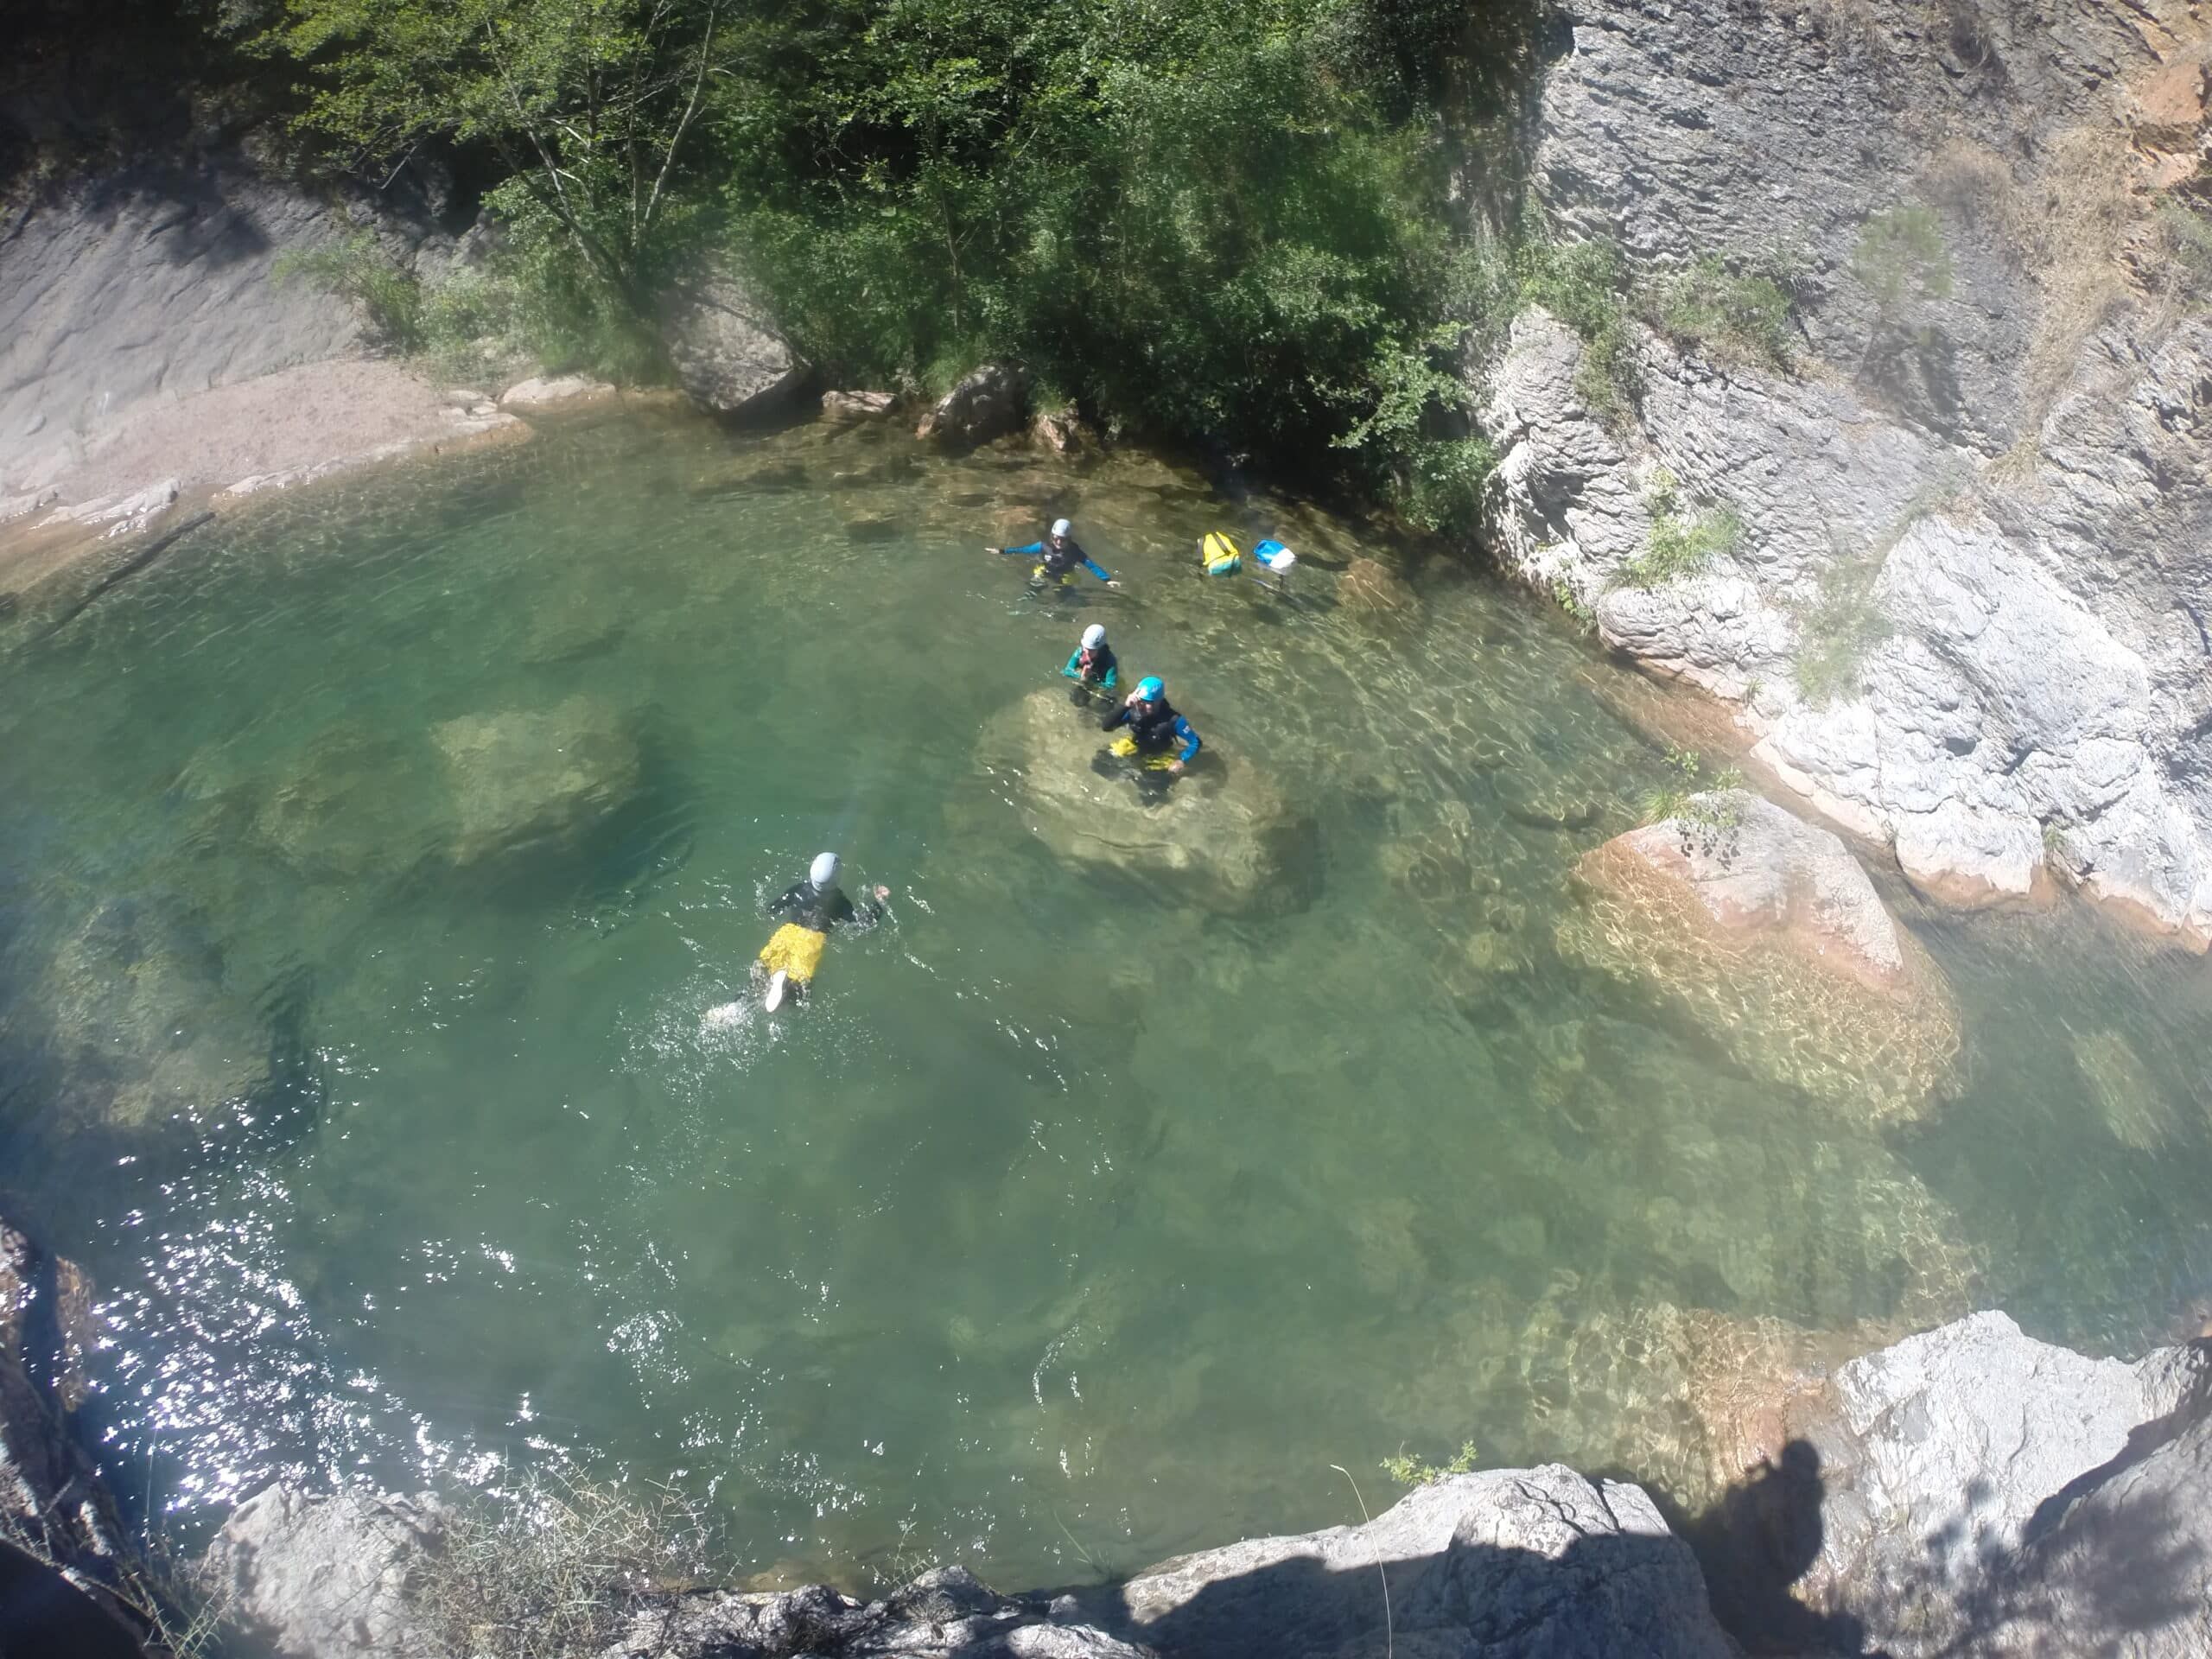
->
[3, 409, 2210, 1588]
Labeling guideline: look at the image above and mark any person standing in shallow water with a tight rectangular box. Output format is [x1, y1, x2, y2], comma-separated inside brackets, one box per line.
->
[986, 518, 1121, 595]
[755, 852, 888, 1010]
[1062, 622, 1118, 705]
[1097, 675, 1200, 798]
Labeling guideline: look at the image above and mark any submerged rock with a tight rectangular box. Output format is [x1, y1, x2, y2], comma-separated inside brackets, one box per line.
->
[432, 695, 641, 867]
[917, 363, 1030, 448]
[1084, 1465, 1736, 1659]
[973, 688, 1320, 917]
[246, 721, 442, 880]
[658, 256, 809, 419]
[35, 894, 266, 1135]
[1335, 556, 1415, 616]
[1558, 791, 1960, 1120]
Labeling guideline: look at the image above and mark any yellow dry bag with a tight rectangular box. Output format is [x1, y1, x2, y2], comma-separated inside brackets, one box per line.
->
[1201, 531, 1242, 576]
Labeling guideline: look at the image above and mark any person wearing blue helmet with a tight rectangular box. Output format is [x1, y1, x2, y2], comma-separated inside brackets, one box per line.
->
[1099, 675, 1200, 784]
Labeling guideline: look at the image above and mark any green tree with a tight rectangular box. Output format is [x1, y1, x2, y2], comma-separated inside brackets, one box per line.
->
[259, 0, 731, 305]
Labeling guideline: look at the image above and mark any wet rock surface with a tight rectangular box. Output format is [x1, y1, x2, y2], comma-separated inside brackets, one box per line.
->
[971, 688, 1321, 918]
[1558, 792, 1961, 1120]
[1480, 0, 2212, 943]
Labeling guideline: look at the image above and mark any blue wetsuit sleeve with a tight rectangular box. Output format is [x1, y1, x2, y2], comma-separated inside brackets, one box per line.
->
[1062, 651, 1082, 679]
[1174, 718, 1201, 763]
[1101, 662, 1118, 688]
[1081, 556, 1112, 582]
[1002, 541, 1044, 557]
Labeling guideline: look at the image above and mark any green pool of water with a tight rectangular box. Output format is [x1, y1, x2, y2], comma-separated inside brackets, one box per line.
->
[3, 410, 2209, 1586]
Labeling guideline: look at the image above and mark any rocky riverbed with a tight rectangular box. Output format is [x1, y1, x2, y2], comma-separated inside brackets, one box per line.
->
[11, 1195, 2205, 1659]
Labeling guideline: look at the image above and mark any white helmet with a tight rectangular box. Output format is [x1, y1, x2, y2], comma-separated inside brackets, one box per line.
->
[1081, 624, 1106, 649]
[810, 851, 840, 889]
[1051, 518, 1071, 538]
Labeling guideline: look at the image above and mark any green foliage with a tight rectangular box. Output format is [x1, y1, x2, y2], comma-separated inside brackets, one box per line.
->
[1639, 747, 1747, 858]
[1510, 235, 1638, 422]
[2152, 195, 2212, 304]
[1792, 551, 1893, 707]
[1615, 468, 1742, 588]
[1382, 1440, 1479, 1486]
[1853, 203, 1953, 310]
[272, 233, 424, 350]
[1650, 252, 1794, 372]
[1551, 575, 1595, 632]
[257, 0, 733, 317]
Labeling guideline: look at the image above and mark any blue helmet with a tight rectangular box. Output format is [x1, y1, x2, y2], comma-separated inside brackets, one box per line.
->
[1135, 676, 1165, 702]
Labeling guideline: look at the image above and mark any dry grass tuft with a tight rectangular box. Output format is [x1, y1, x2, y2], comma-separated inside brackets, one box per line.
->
[415, 1468, 719, 1659]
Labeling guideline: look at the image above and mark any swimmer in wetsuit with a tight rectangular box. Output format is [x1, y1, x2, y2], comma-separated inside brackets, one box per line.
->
[985, 518, 1122, 596]
[756, 852, 889, 1009]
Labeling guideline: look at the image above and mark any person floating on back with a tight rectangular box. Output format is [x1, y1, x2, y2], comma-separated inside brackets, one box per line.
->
[1097, 676, 1200, 798]
[1062, 622, 1118, 705]
[986, 518, 1121, 596]
[756, 852, 888, 1010]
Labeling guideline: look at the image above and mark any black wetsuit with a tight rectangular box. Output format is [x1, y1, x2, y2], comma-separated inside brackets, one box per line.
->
[1101, 696, 1199, 760]
[769, 880, 881, 931]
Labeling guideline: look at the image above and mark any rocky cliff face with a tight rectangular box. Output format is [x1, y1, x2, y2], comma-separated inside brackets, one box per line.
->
[1478, 0, 2212, 944]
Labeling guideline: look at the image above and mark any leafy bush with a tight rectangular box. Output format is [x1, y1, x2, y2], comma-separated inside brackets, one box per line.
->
[1853, 203, 1953, 309]
[272, 233, 423, 351]
[1639, 747, 1748, 858]
[1382, 1440, 1479, 1486]
[1651, 252, 1795, 371]
[1510, 235, 1639, 422]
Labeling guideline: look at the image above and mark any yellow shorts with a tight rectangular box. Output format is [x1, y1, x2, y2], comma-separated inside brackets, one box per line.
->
[1032, 564, 1075, 586]
[1109, 734, 1178, 771]
[759, 924, 829, 983]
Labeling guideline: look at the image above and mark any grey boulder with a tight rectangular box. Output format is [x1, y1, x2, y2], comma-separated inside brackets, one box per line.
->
[916, 364, 1030, 448]
[597, 1567, 1154, 1658]
[1748, 1311, 2212, 1657]
[202, 1484, 445, 1658]
[658, 256, 809, 418]
[1084, 1465, 1736, 1658]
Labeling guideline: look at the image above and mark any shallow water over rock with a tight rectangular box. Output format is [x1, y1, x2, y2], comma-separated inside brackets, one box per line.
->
[2, 412, 2209, 1586]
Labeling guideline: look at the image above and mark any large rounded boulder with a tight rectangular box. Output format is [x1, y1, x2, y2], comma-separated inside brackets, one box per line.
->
[1557, 790, 1961, 1122]
[974, 688, 1320, 917]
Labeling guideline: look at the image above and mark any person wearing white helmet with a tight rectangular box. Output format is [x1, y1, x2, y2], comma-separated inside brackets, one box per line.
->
[755, 851, 890, 1009]
[985, 517, 1121, 595]
[1060, 621, 1119, 702]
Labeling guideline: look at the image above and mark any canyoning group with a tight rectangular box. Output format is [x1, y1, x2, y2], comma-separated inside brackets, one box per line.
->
[748, 515, 1292, 1009]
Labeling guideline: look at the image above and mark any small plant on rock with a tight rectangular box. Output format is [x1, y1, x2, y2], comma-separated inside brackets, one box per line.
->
[1852, 203, 1954, 311]
[1382, 1440, 1479, 1486]
[1615, 469, 1743, 588]
[1639, 747, 1747, 859]
[1649, 251, 1796, 372]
